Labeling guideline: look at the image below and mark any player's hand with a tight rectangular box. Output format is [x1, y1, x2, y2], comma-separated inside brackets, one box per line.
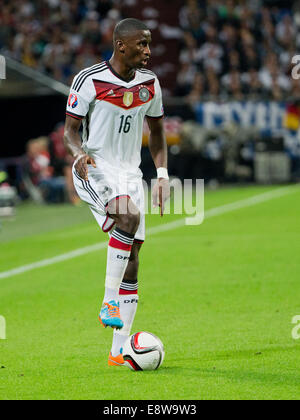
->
[74, 153, 96, 181]
[152, 178, 170, 217]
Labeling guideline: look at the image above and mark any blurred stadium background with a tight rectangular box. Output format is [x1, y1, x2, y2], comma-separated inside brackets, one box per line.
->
[0, 0, 300, 214]
[0, 0, 300, 213]
[1, 1, 300, 400]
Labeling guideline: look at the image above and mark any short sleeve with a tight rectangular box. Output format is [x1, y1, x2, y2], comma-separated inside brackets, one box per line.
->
[146, 78, 164, 119]
[66, 73, 96, 120]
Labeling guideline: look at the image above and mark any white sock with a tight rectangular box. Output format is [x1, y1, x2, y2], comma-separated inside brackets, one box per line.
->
[111, 332, 128, 357]
[103, 287, 118, 303]
[103, 228, 134, 304]
[111, 281, 138, 357]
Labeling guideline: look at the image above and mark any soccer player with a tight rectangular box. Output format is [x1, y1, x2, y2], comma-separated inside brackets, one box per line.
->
[64, 18, 170, 366]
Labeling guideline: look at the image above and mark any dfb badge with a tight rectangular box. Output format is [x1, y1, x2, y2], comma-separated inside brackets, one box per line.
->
[139, 87, 150, 102]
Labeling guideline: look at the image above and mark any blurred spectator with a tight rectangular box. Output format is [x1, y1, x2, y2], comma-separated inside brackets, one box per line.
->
[26, 137, 52, 185]
[242, 68, 263, 98]
[179, 32, 198, 65]
[186, 72, 205, 104]
[25, 126, 79, 205]
[259, 53, 290, 93]
[276, 13, 296, 47]
[48, 123, 80, 205]
[175, 62, 198, 96]
[205, 68, 221, 101]
[0, 169, 18, 218]
[26, 136, 61, 203]
[222, 69, 244, 100]
[196, 25, 224, 75]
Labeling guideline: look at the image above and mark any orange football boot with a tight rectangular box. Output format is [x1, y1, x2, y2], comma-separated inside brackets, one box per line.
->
[108, 351, 125, 367]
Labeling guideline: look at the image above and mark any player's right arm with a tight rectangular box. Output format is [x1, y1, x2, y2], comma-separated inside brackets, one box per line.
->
[63, 116, 96, 181]
[64, 72, 97, 180]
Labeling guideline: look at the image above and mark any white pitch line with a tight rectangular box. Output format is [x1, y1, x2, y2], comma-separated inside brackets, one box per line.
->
[204, 185, 297, 219]
[0, 185, 298, 280]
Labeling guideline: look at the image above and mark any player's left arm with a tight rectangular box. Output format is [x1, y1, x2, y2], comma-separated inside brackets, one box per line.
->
[146, 116, 170, 216]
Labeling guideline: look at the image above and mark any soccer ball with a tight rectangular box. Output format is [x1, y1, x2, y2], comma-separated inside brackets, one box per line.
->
[123, 332, 165, 371]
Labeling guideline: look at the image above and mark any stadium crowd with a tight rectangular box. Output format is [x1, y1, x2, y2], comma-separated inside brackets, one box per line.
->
[0, 0, 123, 85]
[0, 0, 299, 101]
[177, 0, 300, 102]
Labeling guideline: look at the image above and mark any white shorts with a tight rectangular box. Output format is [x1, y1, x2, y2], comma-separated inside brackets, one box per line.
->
[72, 163, 145, 242]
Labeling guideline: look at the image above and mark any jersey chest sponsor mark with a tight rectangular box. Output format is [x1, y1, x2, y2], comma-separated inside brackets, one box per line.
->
[93, 79, 155, 110]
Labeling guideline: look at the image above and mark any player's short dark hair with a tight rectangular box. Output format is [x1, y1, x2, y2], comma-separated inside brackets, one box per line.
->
[113, 18, 149, 42]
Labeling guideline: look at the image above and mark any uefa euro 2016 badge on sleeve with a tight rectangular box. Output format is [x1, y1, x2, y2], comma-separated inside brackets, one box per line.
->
[68, 93, 78, 108]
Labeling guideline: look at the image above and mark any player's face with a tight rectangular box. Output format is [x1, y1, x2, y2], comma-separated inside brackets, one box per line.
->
[123, 30, 152, 69]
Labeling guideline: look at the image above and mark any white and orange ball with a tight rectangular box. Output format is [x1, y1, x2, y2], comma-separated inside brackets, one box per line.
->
[123, 332, 165, 371]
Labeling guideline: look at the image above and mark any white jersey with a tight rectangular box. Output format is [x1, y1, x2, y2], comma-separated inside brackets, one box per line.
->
[66, 61, 164, 178]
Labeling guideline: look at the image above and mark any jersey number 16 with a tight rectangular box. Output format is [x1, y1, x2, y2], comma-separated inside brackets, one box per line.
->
[119, 115, 132, 133]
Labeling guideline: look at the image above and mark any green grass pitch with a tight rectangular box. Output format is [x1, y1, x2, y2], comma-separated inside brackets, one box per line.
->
[0, 185, 300, 400]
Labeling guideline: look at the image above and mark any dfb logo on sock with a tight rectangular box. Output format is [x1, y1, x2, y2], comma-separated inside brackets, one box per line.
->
[124, 298, 138, 304]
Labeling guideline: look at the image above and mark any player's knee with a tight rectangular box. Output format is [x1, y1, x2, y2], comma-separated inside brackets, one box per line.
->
[129, 211, 140, 232]
[119, 211, 140, 234]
